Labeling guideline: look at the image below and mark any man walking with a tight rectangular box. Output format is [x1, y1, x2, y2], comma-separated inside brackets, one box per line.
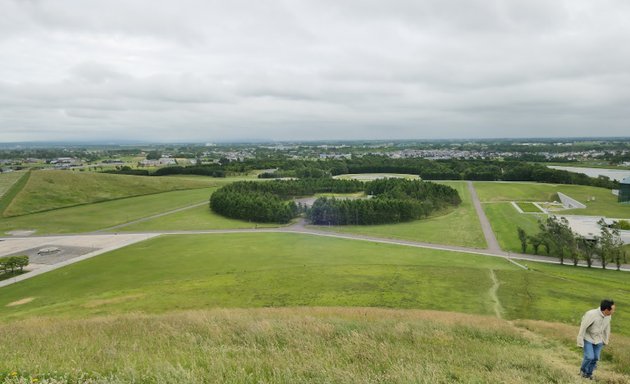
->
[577, 299, 615, 380]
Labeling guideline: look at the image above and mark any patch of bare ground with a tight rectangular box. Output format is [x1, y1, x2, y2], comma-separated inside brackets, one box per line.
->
[82, 294, 145, 308]
[6, 297, 35, 307]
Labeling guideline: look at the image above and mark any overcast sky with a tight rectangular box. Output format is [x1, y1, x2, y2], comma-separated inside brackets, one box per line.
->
[1, 0, 629, 143]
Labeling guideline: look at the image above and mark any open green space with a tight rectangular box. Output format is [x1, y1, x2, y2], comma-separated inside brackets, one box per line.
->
[483, 202, 543, 252]
[4, 307, 627, 383]
[1, 232, 626, 336]
[314, 181, 486, 248]
[474, 181, 630, 218]
[0, 188, 217, 235]
[0, 171, 25, 199]
[1, 233, 629, 381]
[515, 202, 544, 213]
[0, 233, 512, 321]
[3, 171, 219, 217]
[117, 203, 281, 231]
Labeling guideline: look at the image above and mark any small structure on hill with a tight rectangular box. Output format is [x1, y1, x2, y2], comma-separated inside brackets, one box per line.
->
[619, 177, 630, 203]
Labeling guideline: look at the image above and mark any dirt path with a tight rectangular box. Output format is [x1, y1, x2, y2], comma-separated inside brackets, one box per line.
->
[488, 269, 503, 319]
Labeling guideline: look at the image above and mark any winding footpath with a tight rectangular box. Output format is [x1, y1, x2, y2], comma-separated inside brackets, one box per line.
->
[2, 182, 629, 288]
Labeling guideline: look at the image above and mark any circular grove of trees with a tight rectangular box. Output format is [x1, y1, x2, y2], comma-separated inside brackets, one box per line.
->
[210, 178, 461, 225]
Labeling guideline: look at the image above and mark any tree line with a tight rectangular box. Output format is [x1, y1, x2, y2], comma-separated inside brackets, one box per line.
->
[258, 157, 619, 189]
[517, 217, 627, 270]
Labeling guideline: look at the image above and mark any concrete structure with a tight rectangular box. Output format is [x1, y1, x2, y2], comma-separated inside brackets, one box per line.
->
[557, 192, 586, 209]
[561, 215, 630, 244]
[619, 177, 630, 203]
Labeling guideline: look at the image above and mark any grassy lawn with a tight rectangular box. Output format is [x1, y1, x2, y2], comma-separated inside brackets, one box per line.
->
[499, 261, 630, 336]
[3, 307, 624, 383]
[0, 233, 516, 321]
[482, 202, 542, 252]
[516, 202, 543, 213]
[0, 188, 218, 235]
[313, 181, 486, 248]
[0, 171, 25, 198]
[117, 203, 281, 231]
[1, 233, 629, 381]
[474, 181, 630, 218]
[3, 171, 221, 217]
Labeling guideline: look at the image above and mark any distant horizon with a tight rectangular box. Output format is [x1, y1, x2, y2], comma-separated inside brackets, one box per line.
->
[2, 1, 630, 142]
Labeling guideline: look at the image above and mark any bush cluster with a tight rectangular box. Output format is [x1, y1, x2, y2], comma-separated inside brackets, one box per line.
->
[0, 255, 29, 275]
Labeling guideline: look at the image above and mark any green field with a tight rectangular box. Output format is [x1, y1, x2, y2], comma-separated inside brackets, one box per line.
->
[314, 181, 486, 248]
[1, 233, 629, 382]
[116, 203, 281, 231]
[515, 202, 543, 213]
[4, 307, 628, 383]
[0, 188, 218, 235]
[483, 202, 542, 252]
[3, 171, 219, 217]
[0, 233, 512, 321]
[474, 181, 630, 218]
[1, 233, 626, 335]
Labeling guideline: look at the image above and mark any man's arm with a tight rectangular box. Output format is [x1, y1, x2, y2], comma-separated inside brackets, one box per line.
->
[603, 320, 610, 345]
[576, 311, 594, 347]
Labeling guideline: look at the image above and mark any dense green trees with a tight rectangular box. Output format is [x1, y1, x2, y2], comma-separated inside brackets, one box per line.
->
[307, 179, 460, 225]
[257, 157, 618, 189]
[210, 178, 461, 225]
[210, 179, 364, 223]
[0, 255, 29, 275]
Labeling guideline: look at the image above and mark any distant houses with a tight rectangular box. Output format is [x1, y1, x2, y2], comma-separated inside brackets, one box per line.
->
[138, 157, 177, 167]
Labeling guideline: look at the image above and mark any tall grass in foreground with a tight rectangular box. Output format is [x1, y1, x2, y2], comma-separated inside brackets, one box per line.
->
[2, 308, 628, 384]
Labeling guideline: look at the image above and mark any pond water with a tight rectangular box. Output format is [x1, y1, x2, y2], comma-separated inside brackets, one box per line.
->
[547, 166, 630, 182]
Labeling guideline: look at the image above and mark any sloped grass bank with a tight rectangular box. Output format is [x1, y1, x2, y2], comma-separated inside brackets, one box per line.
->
[0, 233, 513, 320]
[0, 188, 219, 235]
[3, 171, 217, 217]
[1, 308, 620, 384]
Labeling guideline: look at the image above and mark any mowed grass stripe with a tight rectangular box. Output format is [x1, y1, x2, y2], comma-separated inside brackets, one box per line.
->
[0, 171, 30, 217]
[0, 232, 516, 320]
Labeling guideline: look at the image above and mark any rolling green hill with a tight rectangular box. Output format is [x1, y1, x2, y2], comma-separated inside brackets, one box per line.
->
[2, 171, 218, 217]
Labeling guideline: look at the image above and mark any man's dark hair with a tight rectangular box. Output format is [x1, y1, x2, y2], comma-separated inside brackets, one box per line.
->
[601, 299, 615, 311]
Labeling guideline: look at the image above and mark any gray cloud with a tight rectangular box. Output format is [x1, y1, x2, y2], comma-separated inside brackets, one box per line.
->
[1, 0, 630, 142]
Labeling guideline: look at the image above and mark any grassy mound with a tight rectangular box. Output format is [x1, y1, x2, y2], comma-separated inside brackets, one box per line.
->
[2, 308, 629, 383]
[2, 171, 216, 217]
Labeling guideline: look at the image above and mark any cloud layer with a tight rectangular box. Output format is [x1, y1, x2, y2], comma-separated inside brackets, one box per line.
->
[1, 0, 629, 142]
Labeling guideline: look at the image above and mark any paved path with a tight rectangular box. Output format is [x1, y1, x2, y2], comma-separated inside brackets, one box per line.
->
[467, 181, 502, 252]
